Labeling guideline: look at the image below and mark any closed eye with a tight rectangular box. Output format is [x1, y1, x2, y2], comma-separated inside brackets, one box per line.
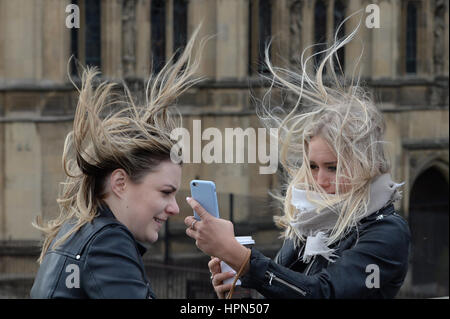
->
[161, 190, 174, 195]
[161, 185, 177, 196]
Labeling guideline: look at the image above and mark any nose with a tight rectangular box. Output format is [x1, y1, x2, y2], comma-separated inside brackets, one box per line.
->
[166, 198, 180, 216]
[317, 169, 330, 189]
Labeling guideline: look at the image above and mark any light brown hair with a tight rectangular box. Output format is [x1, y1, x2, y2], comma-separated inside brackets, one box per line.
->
[33, 27, 206, 263]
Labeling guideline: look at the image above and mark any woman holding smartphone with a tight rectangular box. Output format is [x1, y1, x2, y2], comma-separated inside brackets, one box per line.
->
[30, 29, 205, 298]
[184, 24, 411, 299]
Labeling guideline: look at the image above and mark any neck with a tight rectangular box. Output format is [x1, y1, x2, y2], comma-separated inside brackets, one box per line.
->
[103, 196, 129, 227]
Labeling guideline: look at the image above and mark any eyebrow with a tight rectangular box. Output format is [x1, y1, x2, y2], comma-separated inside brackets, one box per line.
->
[162, 185, 177, 192]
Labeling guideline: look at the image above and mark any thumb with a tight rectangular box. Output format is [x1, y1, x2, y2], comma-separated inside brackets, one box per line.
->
[186, 197, 210, 220]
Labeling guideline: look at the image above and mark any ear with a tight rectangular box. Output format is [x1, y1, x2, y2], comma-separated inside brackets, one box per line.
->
[109, 168, 129, 198]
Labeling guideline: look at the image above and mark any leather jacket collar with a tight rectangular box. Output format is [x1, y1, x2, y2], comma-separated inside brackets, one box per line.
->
[98, 204, 148, 256]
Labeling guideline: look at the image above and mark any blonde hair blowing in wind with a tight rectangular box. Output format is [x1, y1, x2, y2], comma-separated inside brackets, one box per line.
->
[259, 13, 391, 247]
[33, 26, 207, 263]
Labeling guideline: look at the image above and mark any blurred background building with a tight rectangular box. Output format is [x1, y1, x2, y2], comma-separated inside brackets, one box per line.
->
[0, 0, 448, 298]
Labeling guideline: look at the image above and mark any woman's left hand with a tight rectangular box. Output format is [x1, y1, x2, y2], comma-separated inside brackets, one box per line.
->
[184, 197, 237, 259]
[208, 257, 235, 299]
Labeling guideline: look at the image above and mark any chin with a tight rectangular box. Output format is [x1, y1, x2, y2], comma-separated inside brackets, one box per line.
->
[146, 232, 159, 243]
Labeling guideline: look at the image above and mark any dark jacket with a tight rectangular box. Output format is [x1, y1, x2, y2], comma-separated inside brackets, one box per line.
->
[30, 206, 156, 299]
[240, 204, 411, 298]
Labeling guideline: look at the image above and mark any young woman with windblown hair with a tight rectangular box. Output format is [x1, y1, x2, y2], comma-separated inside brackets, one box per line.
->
[31, 28, 205, 299]
[184, 23, 411, 298]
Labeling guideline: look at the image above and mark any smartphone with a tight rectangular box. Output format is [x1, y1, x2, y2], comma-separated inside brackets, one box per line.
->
[190, 180, 220, 220]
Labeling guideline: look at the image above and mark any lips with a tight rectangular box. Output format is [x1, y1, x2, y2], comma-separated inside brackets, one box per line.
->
[154, 217, 166, 224]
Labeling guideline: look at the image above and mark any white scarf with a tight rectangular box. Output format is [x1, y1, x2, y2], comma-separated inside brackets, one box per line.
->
[290, 173, 404, 263]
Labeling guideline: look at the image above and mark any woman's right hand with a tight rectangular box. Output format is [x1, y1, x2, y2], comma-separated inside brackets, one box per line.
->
[208, 257, 235, 299]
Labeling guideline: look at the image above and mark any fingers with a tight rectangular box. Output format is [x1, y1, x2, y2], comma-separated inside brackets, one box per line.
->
[186, 197, 210, 220]
[211, 272, 235, 299]
[184, 198, 209, 240]
[184, 215, 196, 229]
[184, 216, 198, 242]
[215, 283, 233, 299]
[208, 257, 235, 299]
[208, 257, 221, 274]
[185, 224, 195, 239]
[212, 271, 235, 287]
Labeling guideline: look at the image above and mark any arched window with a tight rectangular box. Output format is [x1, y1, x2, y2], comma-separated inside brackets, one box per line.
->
[85, 0, 101, 69]
[406, 1, 418, 74]
[409, 166, 449, 297]
[173, 0, 188, 62]
[151, 0, 166, 73]
[333, 0, 346, 72]
[314, 0, 327, 68]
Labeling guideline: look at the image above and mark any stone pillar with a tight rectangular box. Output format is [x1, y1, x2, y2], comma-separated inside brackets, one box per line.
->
[445, 0, 449, 76]
[344, 0, 372, 78]
[371, 0, 399, 79]
[135, 0, 151, 78]
[102, 0, 123, 78]
[327, 0, 335, 47]
[0, 0, 5, 79]
[2, 93, 44, 240]
[43, 0, 71, 82]
[271, 0, 290, 69]
[39, 122, 72, 223]
[0, 122, 4, 239]
[188, 0, 217, 78]
[433, 0, 449, 76]
[166, 0, 174, 62]
[0, 0, 44, 80]
[421, 0, 433, 76]
[288, 0, 303, 67]
[215, 0, 248, 80]
[301, 0, 315, 74]
[122, 0, 137, 78]
[3, 120, 42, 240]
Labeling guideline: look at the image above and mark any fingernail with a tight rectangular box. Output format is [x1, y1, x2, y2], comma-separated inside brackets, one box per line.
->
[186, 197, 191, 202]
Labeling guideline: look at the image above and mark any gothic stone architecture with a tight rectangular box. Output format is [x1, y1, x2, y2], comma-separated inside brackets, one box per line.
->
[0, 0, 448, 298]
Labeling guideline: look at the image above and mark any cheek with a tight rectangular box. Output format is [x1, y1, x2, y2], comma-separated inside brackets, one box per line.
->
[337, 177, 351, 193]
[128, 194, 159, 221]
[144, 200, 162, 219]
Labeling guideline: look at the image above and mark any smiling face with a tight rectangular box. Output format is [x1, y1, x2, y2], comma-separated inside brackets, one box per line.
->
[126, 160, 182, 243]
[307, 136, 350, 194]
[106, 160, 182, 243]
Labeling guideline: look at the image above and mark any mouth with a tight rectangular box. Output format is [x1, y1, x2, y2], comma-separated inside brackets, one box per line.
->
[154, 217, 166, 225]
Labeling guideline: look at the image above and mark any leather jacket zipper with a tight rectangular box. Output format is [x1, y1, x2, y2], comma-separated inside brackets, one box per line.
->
[265, 271, 307, 296]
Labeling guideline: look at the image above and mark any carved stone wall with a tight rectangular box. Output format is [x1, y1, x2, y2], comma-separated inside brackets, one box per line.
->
[434, 0, 447, 74]
[122, 0, 137, 78]
[0, 3, 447, 298]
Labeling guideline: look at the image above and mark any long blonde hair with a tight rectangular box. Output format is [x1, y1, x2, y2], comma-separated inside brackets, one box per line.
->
[259, 14, 390, 247]
[33, 27, 206, 263]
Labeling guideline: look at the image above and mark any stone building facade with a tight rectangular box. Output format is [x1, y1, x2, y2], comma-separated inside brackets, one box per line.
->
[0, 0, 448, 298]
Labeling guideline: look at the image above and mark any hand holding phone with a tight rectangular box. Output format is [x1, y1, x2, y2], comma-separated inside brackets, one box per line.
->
[190, 180, 220, 220]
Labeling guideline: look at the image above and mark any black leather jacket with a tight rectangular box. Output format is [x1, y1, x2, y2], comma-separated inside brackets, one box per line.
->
[30, 206, 156, 299]
[240, 204, 411, 298]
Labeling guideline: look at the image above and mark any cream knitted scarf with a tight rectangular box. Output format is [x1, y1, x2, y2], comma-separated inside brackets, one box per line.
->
[290, 173, 404, 263]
